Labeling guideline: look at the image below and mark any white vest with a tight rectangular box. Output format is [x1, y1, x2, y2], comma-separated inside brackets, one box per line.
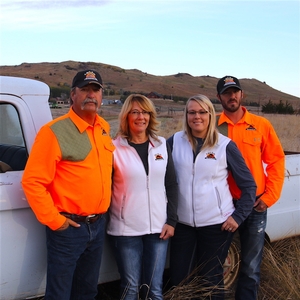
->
[172, 131, 234, 227]
[107, 136, 168, 236]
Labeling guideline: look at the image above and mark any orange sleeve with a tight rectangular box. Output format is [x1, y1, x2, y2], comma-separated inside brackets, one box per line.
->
[219, 110, 285, 207]
[22, 125, 66, 230]
[260, 119, 285, 207]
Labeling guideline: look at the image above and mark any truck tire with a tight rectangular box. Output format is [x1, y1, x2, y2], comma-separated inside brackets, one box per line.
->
[223, 234, 241, 288]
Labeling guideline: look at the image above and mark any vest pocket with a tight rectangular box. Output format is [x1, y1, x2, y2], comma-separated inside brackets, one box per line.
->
[215, 187, 223, 216]
[121, 195, 126, 220]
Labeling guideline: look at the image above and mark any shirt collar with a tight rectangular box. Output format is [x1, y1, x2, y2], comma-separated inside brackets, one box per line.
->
[119, 135, 162, 148]
[68, 108, 102, 133]
[219, 106, 252, 126]
[241, 107, 253, 125]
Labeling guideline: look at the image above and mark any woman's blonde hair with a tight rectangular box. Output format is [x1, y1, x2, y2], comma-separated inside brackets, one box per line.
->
[116, 94, 160, 141]
[183, 94, 218, 152]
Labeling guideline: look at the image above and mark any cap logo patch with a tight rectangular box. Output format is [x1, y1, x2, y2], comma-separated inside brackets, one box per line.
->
[84, 71, 98, 81]
[205, 152, 216, 160]
[224, 76, 236, 86]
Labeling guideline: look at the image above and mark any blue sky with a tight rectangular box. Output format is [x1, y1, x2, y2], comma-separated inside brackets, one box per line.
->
[0, 0, 299, 97]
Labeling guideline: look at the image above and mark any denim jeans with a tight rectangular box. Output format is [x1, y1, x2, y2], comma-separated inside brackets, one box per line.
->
[170, 223, 233, 300]
[44, 214, 107, 300]
[235, 209, 267, 300]
[109, 234, 169, 300]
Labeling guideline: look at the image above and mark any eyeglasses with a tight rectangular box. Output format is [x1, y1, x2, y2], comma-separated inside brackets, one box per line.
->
[187, 110, 209, 116]
[129, 110, 150, 116]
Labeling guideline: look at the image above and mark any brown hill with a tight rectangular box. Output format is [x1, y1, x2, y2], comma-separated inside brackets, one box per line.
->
[1, 60, 299, 106]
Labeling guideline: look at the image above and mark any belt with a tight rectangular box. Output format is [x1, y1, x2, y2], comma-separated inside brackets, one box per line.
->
[60, 212, 102, 224]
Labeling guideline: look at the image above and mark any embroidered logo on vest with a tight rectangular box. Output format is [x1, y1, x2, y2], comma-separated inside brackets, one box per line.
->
[205, 152, 216, 160]
[155, 153, 164, 160]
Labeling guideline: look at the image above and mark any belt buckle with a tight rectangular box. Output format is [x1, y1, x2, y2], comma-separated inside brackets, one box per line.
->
[85, 214, 96, 224]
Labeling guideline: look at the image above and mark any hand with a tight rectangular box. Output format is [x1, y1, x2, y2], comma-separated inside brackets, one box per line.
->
[159, 224, 175, 240]
[254, 199, 268, 212]
[56, 218, 80, 231]
[221, 216, 238, 233]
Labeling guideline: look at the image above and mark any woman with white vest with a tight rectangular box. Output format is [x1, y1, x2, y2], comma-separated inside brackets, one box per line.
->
[107, 94, 178, 300]
[167, 94, 256, 300]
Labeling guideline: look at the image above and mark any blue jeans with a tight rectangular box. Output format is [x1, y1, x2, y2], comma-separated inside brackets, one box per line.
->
[44, 214, 107, 300]
[170, 223, 233, 300]
[235, 209, 267, 300]
[109, 234, 169, 300]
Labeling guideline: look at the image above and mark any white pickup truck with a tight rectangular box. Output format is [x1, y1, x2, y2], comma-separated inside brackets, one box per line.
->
[1, 76, 299, 299]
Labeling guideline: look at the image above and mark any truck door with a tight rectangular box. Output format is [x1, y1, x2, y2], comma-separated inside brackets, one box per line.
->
[0, 97, 47, 299]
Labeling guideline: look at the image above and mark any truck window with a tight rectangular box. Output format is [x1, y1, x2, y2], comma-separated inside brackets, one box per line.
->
[0, 104, 28, 172]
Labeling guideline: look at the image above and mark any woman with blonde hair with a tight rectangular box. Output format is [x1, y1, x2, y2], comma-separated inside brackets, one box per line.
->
[107, 94, 178, 300]
[167, 94, 256, 299]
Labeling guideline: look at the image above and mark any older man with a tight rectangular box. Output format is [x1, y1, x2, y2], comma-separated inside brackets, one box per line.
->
[22, 70, 115, 300]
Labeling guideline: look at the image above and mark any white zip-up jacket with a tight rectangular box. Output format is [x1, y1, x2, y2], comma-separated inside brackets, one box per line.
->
[172, 131, 234, 227]
[107, 136, 169, 236]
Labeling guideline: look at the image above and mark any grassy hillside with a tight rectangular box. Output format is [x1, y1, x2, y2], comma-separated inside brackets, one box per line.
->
[1, 61, 299, 107]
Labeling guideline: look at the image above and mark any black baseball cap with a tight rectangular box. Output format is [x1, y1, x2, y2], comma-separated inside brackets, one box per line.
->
[72, 70, 103, 88]
[217, 76, 242, 94]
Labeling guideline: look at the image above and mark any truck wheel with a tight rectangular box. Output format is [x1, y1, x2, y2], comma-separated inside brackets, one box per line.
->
[223, 238, 241, 288]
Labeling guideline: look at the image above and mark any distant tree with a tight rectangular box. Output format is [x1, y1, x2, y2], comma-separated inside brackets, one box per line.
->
[276, 100, 285, 113]
[50, 86, 70, 98]
[61, 93, 67, 100]
[262, 99, 294, 114]
[262, 100, 276, 113]
[172, 95, 188, 103]
[279, 100, 294, 114]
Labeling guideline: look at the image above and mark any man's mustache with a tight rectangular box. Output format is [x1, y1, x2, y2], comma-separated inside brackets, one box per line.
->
[82, 98, 97, 105]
